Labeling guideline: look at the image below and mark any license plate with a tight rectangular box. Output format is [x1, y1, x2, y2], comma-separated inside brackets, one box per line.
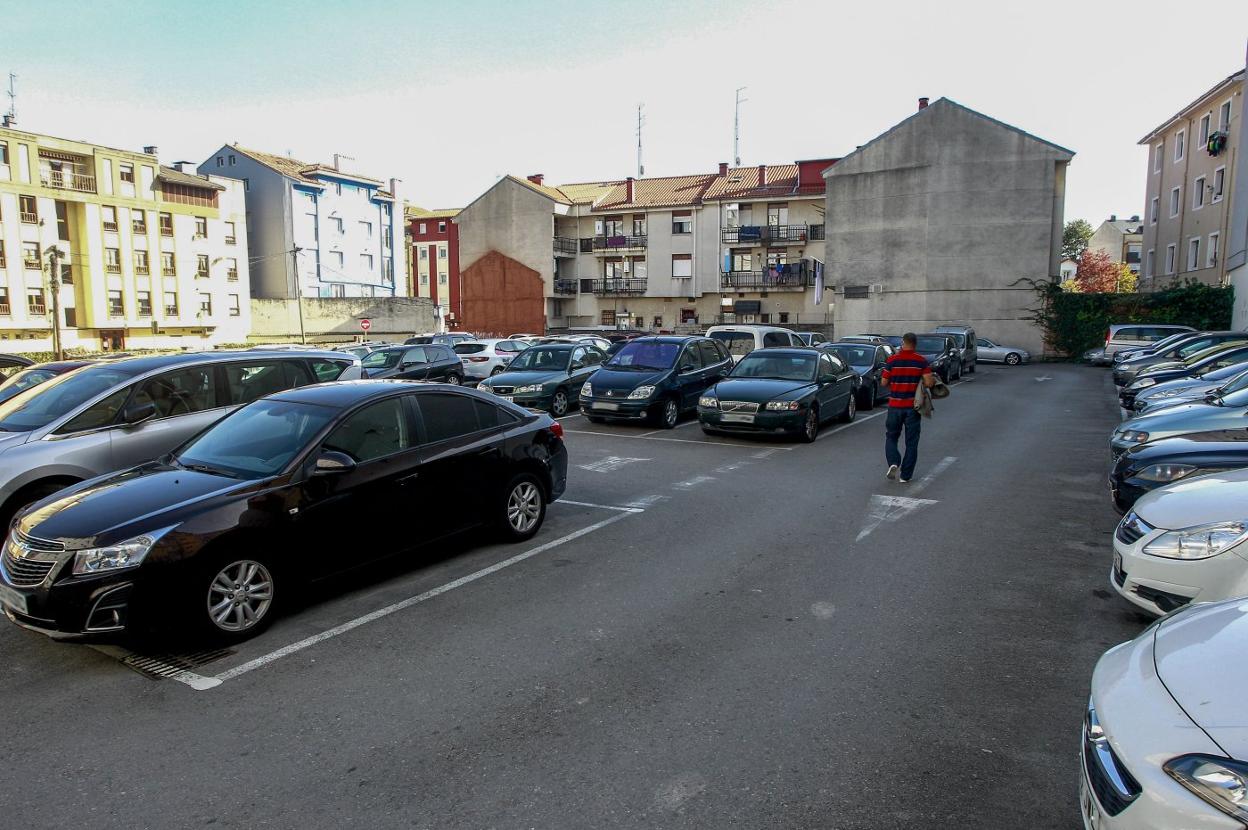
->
[1114, 551, 1123, 574]
[1080, 772, 1105, 829]
[721, 413, 755, 424]
[0, 581, 29, 616]
[499, 395, 514, 402]
[594, 402, 620, 411]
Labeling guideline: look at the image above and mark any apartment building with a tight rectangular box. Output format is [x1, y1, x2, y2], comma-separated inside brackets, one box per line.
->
[0, 125, 250, 354]
[453, 160, 833, 336]
[1088, 215, 1144, 274]
[1138, 69, 1244, 290]
[407, 206, 461, 327]
[199, 145, 404, 300]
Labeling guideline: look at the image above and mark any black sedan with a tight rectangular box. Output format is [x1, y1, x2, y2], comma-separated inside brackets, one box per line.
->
[1118, 343, 1248, 411]
[1109, 428, 1248, 513]
[361, 344, 464, 384]
[914, 333, 962, 381]
[0, 381, 567, 643]
[820, 342, 889, 409]
[479, 343, 605, 415]
[0, 360, 99, 405]
[698, 348, 858, 442]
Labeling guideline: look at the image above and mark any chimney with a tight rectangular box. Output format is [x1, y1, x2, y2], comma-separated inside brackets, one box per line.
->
[332, 153, 341, 171]
[173, 160, 195, 173]
[527, 173, 544, 185]
[1129, 215, 1140, 222]
[1109, 214, 1117, 222]
[918, 97, 930, 110]
[143, 145, 158, 156]
[626, 176, 635, 202]
[758, 164, 767, 186]
[389, 177, 400, 198]
[718, 162, 728, 175]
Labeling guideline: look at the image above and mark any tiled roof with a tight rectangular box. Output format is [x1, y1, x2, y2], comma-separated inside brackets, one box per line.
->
[157, 165, 226, 191]
[557, 181, 622, 205]
[702, 165, 802, 201]
[508, 175, 573, 205]
[406, 205, 462, 219]
[592, 174, 717, 210]
[232, 145, 323, 186]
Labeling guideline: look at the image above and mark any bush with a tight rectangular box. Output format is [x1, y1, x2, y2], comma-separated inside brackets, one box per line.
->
[1027, 280, 1233, 357]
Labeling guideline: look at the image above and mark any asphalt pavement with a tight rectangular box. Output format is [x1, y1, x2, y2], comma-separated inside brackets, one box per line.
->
[0, 362, 1143, 829]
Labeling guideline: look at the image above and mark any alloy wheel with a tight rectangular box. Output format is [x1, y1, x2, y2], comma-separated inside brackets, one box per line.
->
[507, 481, 542, 534]
[1006, 353, 1020, 365]
[804, 409, 818, 440]
[846, 393, 856, 421]
[663, 399, 679, 428]
[206, 560, 274, 633]
[551, 390, 569, 416]
[446, 374, 461, 385]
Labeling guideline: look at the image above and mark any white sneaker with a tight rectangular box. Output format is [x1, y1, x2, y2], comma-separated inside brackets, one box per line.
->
[886, 464, 899, 480]
[899, 477, 911, 484]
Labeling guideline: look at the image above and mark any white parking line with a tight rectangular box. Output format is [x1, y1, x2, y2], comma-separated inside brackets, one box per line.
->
[577, 455, 650, 473]
[639, 420, 700, 437]
[562, 428, 793, 450]
[212, 510, 637, 686]
[818, 409, 886, 439]
[90, 645, 223, 691]
[558, 499, 645, 513]
[672, 475, 716, 489]
[910, 456, 957, 496]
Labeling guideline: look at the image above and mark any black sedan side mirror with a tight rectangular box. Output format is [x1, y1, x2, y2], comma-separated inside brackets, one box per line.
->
[122, 400, 157, 426]
[314, 451, 357, 475]
[569, 361, 584, 372]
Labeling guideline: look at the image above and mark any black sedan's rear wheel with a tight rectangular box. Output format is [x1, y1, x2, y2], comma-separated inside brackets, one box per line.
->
[445, 373, 462, 385]
[498, 473, 546, 542]
[838, 391, 857, 423]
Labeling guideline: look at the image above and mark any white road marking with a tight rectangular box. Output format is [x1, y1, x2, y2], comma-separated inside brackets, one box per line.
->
[639, 419, 699, 437]
[577, 455, 650, 473]
[625, 494, 669, 508]
[751, 448, 779, 459]
[672, 475, 716, 489]
[562, 429, 792, 450]
[211, 511, 636, 685]
[1035, 376, 1053, 382]
[855, 495, 939, 542]
[90, 645, 223, 691]
[713, 460, 753, 473]
[910, 456, 957, 495]
[817, 409, 886, 439]
[557, 499, 645, 513]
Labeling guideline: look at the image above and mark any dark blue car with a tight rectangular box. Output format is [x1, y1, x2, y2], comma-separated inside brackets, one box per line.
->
[579, 336, 734, 428]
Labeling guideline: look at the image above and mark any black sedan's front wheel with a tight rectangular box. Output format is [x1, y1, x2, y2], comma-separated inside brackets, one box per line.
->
[498, 473, 546, 542]
[798, 406, 820, 443]
[550, 388, 570, 416]
[196, 555, 278, 644]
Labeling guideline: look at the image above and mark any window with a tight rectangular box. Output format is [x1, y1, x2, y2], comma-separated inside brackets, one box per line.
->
[383, 227, 392, 248]
[108, 290, 124, 316]
[134, 250, 150, 275]
[216, 156, 223, 167]
[418, 223, 426, 234]
[419, 248, 428, 260]
[601, 310, 616, 326]
[131, 208, 147, 234]
[194, 216, 207, 238]
[731, 248, 752, 272]
[324, 397, 411, 461]
[229, 154, 236, 166]
[1208, 232, 1220, 268]
[672, 210, 692, 234]
[1174, 129, 1184, 162]
[438, 272, 447, 284]
[334, 182, 342, 196]
[101, 205, 118, 232]
[22, 242, 39, 269]
[226, 258, 238, 281]
[228, 294, 240, 316]
[105, 247, 121, 273]
[1165, 244, 1176, 275]
[697, 340, 720, 367]
[19, 195, 37, 223]
[420, 272, 429, 286]
[243, 178, 250, 191]
[0, 240, 4, 268]
[778, 312, 790, 324]
[767, 203, 789, 226]
[1169, 187, 1181, 218]
[360, 253, 374, 270]
[159, 212, 173, 236]
[437, 221, 446, 233]
[165, 289, 179, 317]
[604, 258, 625, 279]
[1145, 249, 1154, 278]
[763, 332, 791, 347]
[1150, 197, 1159, 224]
[0, 287, 7, 315]
[331, 251, 344, 268]
[136, 291, 152, 317]
[359, 221, 373, 237]
[438, 246, 447, 259]
[224, 221, 236, 244]
[672, 254, 692, 278]
[1187, 237, 1201, 271]
[1213, 167, 1225, 202]
[412, 392, 493, 444]
[1153, 143, 1163, 173]
[631, 257, 646, 280]
[161, 251, 176, 276]
[1192, 176, 1206, 209]
[1220, 100, 1232, 132]
[310, 359, 351, 382]
[1199, 113, 1211, 146]
[199, 292, 212, 316]
[192, 254, 208, 277]
[132, 367, 216, 419]
[54, 386, 130, 434]
[221, 361, 308, 405]
[119, 163, 134, 183]
[27, 288, 45, 315]
[0, 141, 6, 165]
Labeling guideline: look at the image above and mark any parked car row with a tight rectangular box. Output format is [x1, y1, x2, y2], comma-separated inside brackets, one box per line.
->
[1080, 325, 1248, 828]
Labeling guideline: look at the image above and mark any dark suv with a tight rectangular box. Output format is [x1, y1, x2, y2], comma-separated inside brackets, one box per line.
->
[361, 344, 464, 384]
[579, 335, 734, 428]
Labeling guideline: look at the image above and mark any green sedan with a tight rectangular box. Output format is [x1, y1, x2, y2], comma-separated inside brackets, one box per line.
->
[698, 348, 859, 442]
[479, 343, 606, 415]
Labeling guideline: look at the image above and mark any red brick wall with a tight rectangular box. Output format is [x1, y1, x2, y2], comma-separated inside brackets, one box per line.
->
[460, 250, 545, 337]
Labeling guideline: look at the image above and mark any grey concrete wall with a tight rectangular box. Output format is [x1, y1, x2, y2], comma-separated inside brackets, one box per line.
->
[824, 100, 1072, 354]
[249, 297, 435, 343]
[456, 178, 555, 286]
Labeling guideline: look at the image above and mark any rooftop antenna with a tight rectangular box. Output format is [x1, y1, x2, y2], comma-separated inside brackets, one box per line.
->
[4, 73, 16, 127]
[733, 86, 748, 167]
[636, 103, 645, 177]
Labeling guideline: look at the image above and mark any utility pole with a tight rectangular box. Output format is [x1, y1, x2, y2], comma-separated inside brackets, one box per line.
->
[636, 103, 645, 178]
[3, 73, 16, 127]
[44, 245, 63, 360]
[733, 86, 748, 167]
[290, 246, 306, 344]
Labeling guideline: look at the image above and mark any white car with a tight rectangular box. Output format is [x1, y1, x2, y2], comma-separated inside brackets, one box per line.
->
[1111, 468, 1248, 617]
[705, 324, 804, 362]
[1082, 597, 1248, 828]
[453, 338, 526, 382]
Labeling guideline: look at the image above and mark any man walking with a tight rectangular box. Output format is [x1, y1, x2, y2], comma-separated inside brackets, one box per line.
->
[880, 332, 935, 483]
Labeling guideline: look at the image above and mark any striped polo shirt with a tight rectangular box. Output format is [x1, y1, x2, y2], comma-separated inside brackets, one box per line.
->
[881, 349, 933, 408]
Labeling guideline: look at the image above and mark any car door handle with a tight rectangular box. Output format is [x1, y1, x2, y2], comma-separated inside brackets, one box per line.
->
[397, 471, 420, 484]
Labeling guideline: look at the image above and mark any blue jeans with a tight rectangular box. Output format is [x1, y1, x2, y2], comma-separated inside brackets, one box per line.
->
[885, 408, 922, 480]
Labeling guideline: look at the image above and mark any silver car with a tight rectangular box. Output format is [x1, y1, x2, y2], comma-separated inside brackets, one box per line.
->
[0, 350, 361, 533]
[975, 337, 1031, 365]
[453, 338, 526, 382]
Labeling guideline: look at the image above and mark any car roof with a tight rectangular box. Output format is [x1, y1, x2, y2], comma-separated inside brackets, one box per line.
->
[1110, 323, 1194, 332]
[269, 379, 480, 407]
[705, 324, 792, 332]
[525, 342, 576, 350]
[746, 347, 818, 357]
[626, 335, 701, 344]
[31, 360, 99, 371]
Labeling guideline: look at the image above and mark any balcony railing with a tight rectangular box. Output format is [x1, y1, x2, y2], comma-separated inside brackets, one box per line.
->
[40, 172, 96, 193]
[23, 256, 39, 271]
[585, 235, 648, 253]
[720, 224, 811, 245]
[224, 235, 237, 245]
[721, 262, 811, 292]
[135, 264, 150, 276]
[160, 223, 174, 237]
[20, 211, 37, 224]
[809, 224, 825, 240]
[553, 278, 578, 295]
[0, 302, 9, 315]
[28, 300, 47, 316]
[553, 237, 578, 256]
[133, 221, 148, 235]
[163, 265, 176, 276]
[105, 263, 121, 274]
[589, 278, 648, 295]
[227, 269, 239, 282]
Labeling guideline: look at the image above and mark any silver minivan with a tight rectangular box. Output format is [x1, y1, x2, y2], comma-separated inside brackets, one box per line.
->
[934, 325, 977, 374]
[0, 350, 361, 532]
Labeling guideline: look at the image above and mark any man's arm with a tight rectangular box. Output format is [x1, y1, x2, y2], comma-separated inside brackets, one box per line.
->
[923, 370, 935, 388]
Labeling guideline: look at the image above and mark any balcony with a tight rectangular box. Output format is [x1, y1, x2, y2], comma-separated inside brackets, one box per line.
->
[225, 235, 237, 245]
[584, 235, 647, 254]
[135, 264, 150, 276]
[40, 171, 96, 193]
[133, 221, 148, 235]
[20, 211, 37, 224]
[589, 278, 647, 296]
[227, 268, 239, 282]
[721, 262, 811, 292]
[0, 301, 9, 315]
[105, 262, 121, 274]
[553, 236, 578, 256]
[553, 278, 578, 295]
[809, 224, 825, 240]
[720, 224, 811, 245]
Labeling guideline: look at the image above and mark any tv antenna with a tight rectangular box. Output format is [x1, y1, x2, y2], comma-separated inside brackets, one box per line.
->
[4, 73, 16, 127]
[636, 103, 645, 177]
[733, 86, 748, 166]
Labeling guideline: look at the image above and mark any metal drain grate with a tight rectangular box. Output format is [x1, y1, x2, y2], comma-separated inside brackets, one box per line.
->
[120, 648, 235, 681]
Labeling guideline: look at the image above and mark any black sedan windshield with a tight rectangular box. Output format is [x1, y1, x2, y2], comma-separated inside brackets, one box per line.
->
[508, 348, 570, 372]
[0, 367, 132, 432]
[915, 336, 948, 354]
[176, 399, 336, 479]
[827, 345, 875, 367]
[606, 341, 679, 370]
[730, 353, 817, 381]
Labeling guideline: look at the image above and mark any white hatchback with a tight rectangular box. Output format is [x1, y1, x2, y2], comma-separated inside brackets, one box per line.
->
[453, 339, 526, 382]
[1082, 597, 1248, 828]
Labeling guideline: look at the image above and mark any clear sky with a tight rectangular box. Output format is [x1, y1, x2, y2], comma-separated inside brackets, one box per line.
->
[4, 0, 1247, 226]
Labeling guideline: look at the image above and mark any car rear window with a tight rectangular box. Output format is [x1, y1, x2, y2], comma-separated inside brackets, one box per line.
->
[710, 332, 756, 357]
[454, 343, 487, 355]
[417, 392, 483, 443]
[763, 332, 791, 348]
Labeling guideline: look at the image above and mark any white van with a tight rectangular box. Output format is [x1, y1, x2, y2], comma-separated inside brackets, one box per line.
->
[705, 324, 805, 362]
[1102, 324, 1195, 361]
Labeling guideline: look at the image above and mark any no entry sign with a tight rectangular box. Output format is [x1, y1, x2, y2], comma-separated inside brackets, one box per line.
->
[360, 319, 372, 332]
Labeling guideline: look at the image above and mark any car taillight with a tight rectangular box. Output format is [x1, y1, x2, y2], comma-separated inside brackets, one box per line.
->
[465, 356, 489, 363]
[1105, 329, 1111, 347]
[549, 421, 564, 439]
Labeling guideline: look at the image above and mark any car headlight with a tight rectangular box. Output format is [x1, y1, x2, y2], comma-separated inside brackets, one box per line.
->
[1133, 463, 1198, 483]
[1118, 430, 1150, 444]
[580, 382, 592, 397]
[514, 384, 544, 394]
[628, 385, 656, 400]
[698, 395, 719, 408]
[765, 400, 801, 411]
[71, 527, 175, 575]
[1164, 755, 1248, 822]
[1143, 521, 1248, 559]
[1128, 378, 1157, 390]
[1151, 388, 1187, 399]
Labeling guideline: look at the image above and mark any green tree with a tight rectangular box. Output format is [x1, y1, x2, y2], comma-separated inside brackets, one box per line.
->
[1062, 219, 1094, 260]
